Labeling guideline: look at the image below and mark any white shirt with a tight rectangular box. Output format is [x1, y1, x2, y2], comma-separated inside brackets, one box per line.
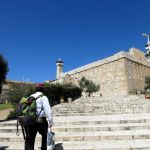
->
[31, 91, 53, 125]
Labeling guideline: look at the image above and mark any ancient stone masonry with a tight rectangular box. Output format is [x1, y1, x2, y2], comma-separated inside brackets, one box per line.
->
[0, 80, 33, 103]
[55, 48, 150, 96]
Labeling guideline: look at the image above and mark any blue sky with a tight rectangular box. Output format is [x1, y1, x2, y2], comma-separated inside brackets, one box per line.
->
[0, 0, 149, 83]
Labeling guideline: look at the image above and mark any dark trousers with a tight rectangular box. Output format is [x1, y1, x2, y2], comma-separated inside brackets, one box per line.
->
[24, 117, 48, 150]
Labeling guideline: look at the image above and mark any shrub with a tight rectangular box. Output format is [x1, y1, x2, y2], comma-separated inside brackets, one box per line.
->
[7, 110, 17, 120]
[8, 82, 82, 107]
[78, 76, 100, 97]
[144, 76, 150, 93]
[128, 89, 138, 95]
[6, 83, 35, 120]
[6, 82, 82, 119]
[45, 83, 82, 105]
[8, 82, 36, 107]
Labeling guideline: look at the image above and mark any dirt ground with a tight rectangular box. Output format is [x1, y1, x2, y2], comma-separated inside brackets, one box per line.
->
[0, 109, 13, 121]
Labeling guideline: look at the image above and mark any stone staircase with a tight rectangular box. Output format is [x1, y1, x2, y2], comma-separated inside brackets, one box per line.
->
[53, 95, 150, 116]
[1, 95, 150, 149]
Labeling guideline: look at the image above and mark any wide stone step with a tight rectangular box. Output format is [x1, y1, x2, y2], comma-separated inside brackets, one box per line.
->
[53, 105, 150, 109]
[52, 95, 150, 116]
[1, 112, 150, 149]
[60, 139, 150, 150]
[1, 129, 150, 142]
[54, 130, 150, 141]
[53, 107, 150, 115]
[53, 111, 150, 116]
[1, 113, 150, 126]
[52, 123, 150, 132]
[0, 141, 40, 150]
[1, 139, 150, 150]
[53, 105, 150, 110]
[1, 122, 150, 133]
[0, 132, 41, 142]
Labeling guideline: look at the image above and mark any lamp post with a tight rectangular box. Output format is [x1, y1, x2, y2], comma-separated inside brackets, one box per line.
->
[142, 33, 150, 57]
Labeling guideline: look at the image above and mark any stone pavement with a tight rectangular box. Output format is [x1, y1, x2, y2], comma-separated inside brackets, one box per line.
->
[1, 95, 150, 149]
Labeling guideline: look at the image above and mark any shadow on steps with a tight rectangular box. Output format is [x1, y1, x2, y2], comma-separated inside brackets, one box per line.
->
[53, 143, 64, 150]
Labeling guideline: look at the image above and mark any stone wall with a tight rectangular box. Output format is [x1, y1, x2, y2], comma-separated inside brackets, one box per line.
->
[60, 48, 150, 96]
[0, 80, 33, 103]
[0, 82, 10, 103]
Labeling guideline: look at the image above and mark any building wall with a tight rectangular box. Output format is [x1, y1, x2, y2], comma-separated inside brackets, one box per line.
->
[67, 58, 127, 96]
[125, 59, 150, 94]
[59, 48, 150, 96]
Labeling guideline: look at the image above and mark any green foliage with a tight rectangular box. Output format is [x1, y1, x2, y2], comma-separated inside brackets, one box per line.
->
[145, 76, 150, 85]
[62, 84, 82, 102]
[8, 83, 36, 106]
[0, 54, 9, 94]
[145, 76, 150, 92]
[7, 110, 17, 120]
[7, 83, 36, 119]
[6, 82, 82, 119]
[128, 89, 138, 95]
[45, 83, 82, 105]
[0, 103, 13, 111]
[8, 82, 82, 107]
[78, 76, 100, 97]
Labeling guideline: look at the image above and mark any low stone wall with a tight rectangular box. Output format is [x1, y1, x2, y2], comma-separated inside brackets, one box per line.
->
[0, 83, 10, 103]
[0, 80, 33, 103]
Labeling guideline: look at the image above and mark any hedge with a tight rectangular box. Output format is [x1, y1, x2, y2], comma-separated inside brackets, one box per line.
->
[8, 82, 82, 107]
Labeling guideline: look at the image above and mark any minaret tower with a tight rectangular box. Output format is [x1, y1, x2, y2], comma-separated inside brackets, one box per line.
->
[56, 58, 64, 79]
[142, 33, 150, 59]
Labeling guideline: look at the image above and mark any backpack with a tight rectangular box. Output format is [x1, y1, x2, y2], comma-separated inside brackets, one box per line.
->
[16, 94, 43, 139]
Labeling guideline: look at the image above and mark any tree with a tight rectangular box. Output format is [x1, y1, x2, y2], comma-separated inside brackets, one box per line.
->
[145, 76, 150, 91]
[0, 54, 9, 94]
[78, 76, 100, 97]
